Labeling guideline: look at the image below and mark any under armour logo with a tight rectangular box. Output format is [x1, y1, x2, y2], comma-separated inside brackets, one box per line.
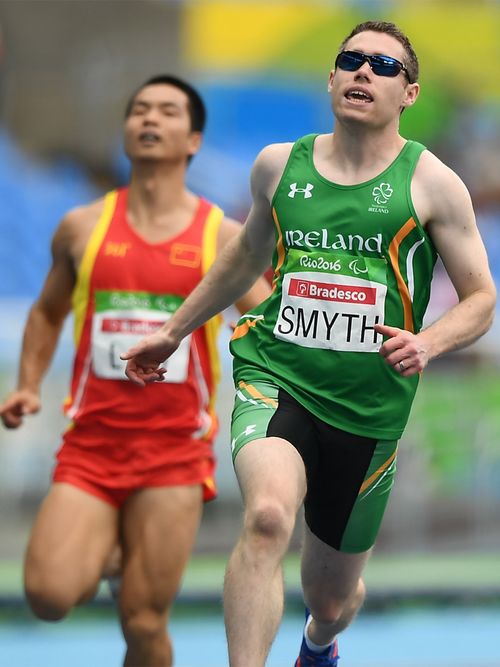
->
[288, 182, 314, 199]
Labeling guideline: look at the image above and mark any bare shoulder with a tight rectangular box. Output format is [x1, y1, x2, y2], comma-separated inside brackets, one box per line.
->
[251, 142, 294, 201]
[59, 197, 107, 234]
[412, 149, 473, 226]
[54, 196, 107, 261]
[254, 142, 294, 169]
[415, 150, 467, 190]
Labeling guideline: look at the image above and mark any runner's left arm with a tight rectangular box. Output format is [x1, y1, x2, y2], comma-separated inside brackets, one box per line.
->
[376, 153, 496, 376]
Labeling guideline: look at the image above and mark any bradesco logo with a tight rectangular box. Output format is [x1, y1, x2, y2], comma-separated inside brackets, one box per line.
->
[289, 278, 376, 305]
[101, 319, 164, 335]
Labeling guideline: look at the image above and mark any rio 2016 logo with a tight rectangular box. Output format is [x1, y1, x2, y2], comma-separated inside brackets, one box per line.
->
[372, 182, 393, 205]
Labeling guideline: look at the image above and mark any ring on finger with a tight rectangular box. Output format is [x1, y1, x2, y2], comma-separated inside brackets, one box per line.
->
[399, 360, 405, 372]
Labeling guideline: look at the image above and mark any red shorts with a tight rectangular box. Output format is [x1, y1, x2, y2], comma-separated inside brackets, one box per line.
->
[53, 426, 217, 508]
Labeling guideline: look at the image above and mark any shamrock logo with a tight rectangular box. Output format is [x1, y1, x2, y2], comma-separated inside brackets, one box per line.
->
[372, 182, 393, 205]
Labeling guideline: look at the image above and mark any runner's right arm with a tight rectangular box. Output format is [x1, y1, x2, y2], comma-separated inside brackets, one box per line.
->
[215, 216, 272, 315]
[122, 143, 292, 385]
[0, 214, 77, 428]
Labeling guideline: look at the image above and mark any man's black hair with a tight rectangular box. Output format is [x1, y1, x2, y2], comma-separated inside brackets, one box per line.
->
[125, 74, 206, 132]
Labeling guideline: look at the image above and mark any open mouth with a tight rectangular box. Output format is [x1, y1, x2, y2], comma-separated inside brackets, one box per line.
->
[345, 89, 373, 104]
[139, 132, 161, 143]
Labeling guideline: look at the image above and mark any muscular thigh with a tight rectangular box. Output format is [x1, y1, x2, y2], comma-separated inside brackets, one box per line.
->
[231, 380, 308, 509]
[25, 482, 119, 584]
[120, 485, 203, 609]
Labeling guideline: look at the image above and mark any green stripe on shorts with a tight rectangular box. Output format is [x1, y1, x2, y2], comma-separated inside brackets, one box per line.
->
[339, 439, 398, 552]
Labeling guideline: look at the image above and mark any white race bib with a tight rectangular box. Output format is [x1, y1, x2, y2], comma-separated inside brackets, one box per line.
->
[92, 299, 191, 382]
[273, 251, 387, 353]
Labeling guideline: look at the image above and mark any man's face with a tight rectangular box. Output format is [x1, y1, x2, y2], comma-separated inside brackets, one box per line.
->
[328, 31, 419, 129]
[123, 84, 201, 163]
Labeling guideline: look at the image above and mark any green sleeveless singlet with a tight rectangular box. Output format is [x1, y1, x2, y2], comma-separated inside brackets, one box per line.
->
[231, 134, 437, 440]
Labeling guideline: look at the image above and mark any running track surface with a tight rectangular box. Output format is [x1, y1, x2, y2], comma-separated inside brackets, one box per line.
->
[1, 606, 498, 666]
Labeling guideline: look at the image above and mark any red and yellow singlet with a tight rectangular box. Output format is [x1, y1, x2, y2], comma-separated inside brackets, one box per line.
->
[56, 188, 223, 500]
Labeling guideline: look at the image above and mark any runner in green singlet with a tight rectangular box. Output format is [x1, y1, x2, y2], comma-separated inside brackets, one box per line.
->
[122, 21, 496, 667]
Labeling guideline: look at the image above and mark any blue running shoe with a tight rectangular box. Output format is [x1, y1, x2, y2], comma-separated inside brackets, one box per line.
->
[294, 610, 339, 666]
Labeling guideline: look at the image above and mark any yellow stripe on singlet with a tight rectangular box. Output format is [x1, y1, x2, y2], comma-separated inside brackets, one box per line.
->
[201, 204, 224, 401]
[71, 191, 117, 346]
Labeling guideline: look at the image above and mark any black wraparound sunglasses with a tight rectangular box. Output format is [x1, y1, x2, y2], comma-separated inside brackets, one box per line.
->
[335, 50, 411, 82]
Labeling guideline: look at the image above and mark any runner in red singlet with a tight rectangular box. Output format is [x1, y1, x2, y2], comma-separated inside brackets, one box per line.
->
[0, 75, 269, 667]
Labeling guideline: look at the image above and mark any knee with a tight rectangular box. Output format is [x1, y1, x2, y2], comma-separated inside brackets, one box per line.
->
[121, 606, 167, 646]
[24, 560, 99, 621]
[244, 500, 295, 546]
[25, 573, 72, 621]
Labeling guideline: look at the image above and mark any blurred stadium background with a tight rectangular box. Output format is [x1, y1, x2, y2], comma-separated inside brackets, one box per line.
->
[0, 0, 499, 665]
